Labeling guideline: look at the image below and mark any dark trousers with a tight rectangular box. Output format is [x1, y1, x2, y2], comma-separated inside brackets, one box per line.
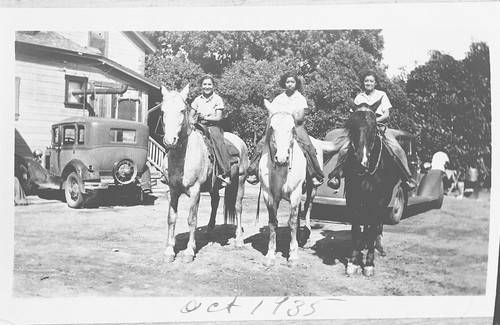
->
[247, 125, 324, 180]
[328, 130, 413, 182]
[206, 124, 231, 177]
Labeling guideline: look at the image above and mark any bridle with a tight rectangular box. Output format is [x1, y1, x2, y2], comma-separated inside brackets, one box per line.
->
[351, 134, 383, 176]
[161, 95, 193, 149]
[349, 110, 384, 176]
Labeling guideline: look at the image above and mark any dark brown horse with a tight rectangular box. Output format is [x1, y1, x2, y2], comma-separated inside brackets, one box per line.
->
[343, 108, 400, 276]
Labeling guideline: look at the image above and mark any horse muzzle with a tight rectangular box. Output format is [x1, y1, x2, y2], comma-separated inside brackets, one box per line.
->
[274, 154, 289, 166]
[163, 136, 178, 149]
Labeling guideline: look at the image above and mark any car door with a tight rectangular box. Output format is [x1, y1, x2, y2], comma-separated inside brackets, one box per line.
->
[58, 124, 78, 173]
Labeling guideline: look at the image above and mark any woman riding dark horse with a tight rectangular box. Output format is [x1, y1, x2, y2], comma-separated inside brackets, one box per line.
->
[246, 71, 324, 187]
[327, 70, 417, 192]
[343, 107, 400, 276]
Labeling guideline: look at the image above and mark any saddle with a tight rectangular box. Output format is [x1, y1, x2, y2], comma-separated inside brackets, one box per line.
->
[194, 123, 240, 170]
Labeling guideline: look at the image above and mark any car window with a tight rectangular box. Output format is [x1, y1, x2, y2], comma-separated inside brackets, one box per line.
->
[77, 125, 85, 144]
[110, 128, 136, 143]
[63, 125, 76, 145]
[52, 127, 60, 145]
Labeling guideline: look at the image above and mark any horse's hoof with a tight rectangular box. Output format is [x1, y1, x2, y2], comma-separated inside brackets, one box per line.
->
[182, 254, 194, 263]
[264, 258, 275, 267]
[302, 239, 313, 250]
[363, 266, 375, 277]
[234, 238, 245, 249]
[163, 254, 175, 263]
[346, 263, 361, 276]
[287, 258, 299, 267]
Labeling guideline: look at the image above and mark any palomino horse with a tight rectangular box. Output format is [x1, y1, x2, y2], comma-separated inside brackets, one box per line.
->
[343, 108, 400, 276]
[259, 99, 336, 266]
[160, 85, 249, 263]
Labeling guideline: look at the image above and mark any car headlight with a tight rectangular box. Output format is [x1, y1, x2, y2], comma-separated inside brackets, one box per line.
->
[113, 159, 138, 185]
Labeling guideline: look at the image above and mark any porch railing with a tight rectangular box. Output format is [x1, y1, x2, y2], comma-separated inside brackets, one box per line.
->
[148, 136, 166, 171]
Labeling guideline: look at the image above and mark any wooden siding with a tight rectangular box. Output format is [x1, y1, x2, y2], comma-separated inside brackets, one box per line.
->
[14, 58, 148, 158]
[107, 32, 146, 75]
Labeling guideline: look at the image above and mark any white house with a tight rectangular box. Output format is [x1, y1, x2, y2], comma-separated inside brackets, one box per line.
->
[15, 31, 161, 159]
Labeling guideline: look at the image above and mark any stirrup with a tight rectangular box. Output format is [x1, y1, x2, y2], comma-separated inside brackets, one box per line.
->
[217, 175, 231, 187]
[404, 179, 417, 191]
[246, 174, 259, 185]
[327, 175, 341, 190]
[311, 177, 323, 187]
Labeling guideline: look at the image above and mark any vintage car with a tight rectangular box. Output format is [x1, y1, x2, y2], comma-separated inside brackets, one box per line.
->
[32, 116, 153, 208]
[311, 129, 444, 225]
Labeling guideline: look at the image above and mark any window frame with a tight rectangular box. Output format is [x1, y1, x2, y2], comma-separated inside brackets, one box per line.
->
[64, 75, 88, 109]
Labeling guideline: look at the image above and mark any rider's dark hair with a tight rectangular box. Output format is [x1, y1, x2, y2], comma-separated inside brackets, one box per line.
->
[199, 74, 216, 87]
[279, 71, 303, 93]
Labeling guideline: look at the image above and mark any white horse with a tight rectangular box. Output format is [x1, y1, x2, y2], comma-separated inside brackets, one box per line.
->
[259, 99, 336, 266]
[160, 85, 249, 263]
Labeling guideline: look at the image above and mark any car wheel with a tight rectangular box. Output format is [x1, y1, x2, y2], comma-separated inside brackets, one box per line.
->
[17, 161, 30, 193]
[65, 172, 84, 209]
[387, 185, 406, 225]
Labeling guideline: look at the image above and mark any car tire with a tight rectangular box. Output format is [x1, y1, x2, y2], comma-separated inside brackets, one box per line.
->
[387, 185, 406, 225]
[433, 179, 444, 209]
[65, 172, 85, 209]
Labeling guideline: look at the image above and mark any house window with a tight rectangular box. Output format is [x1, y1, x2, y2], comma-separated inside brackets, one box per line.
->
[113, 98, 141, 122]
[65, 75, 87, 108]
[89, 31, 108, 56]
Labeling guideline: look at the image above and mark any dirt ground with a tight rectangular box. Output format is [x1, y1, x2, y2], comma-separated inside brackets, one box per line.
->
[13, 182, 491, 300]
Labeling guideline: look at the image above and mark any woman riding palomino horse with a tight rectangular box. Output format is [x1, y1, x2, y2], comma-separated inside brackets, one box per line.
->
[246, 71, 324, 188]
[327, 70, 417, 192]
[257, 98, 335, 266]
[191, 75, 232, 187]
[160, 83, 249, 263]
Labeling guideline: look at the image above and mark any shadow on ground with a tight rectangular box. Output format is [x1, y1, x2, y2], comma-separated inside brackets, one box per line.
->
[34, 189, 158, 208]
[311, 230, 352, 266]
[173, 224, 237, 254]
[243, 226, 313, 259]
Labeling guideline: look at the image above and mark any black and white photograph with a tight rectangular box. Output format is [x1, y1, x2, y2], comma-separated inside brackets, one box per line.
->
[1, 2, 498, 324]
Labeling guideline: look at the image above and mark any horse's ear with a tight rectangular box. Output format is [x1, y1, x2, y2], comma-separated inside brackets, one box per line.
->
[180, 84, 190, 101]
[370, 97, 383, 111]
[346, 96, 357, 111]
[161, 85, 169, 96]
[264, 99, 273, 112]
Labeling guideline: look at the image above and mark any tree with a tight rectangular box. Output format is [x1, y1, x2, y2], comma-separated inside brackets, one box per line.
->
[406, 42, 491, 184]
[143, 30, 385, 77]
[217, 56, 292, 152]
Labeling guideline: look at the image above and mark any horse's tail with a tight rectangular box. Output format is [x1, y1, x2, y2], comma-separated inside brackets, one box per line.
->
[223, 175, 238, 225]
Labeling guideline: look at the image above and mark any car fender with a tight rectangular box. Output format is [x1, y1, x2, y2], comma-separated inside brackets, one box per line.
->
[62, 159, 93, 191]
[417, 169, 445, 208]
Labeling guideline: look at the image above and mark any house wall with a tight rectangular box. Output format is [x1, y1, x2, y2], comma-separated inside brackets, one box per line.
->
[15, 57, 148, 159]
[107, 32, 146, 75]
[57, 32, 146, 74]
